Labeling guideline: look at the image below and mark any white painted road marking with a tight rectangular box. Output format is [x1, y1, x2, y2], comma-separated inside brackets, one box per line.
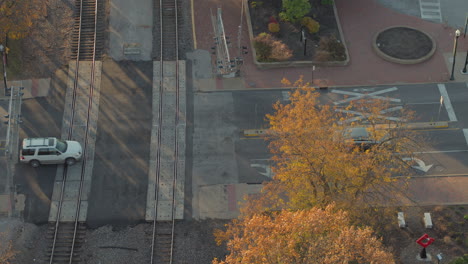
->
[414, 150, 468, 154]
[332, 87, 400, 105]
[438, 84, 457, 122]
[419, 0, 442, 22]
[403, 157, 433, 173]
[336, 107, 403, 123]
[463, 129, 468, 147]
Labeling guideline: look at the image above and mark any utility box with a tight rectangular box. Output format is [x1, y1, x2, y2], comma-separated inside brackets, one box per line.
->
[424, 213, 433, 229]
[398, 212, 406, 228]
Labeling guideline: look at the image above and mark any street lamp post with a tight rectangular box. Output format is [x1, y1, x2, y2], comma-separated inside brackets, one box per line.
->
[464, 14, 468, 38]
[449, 29, 461, 81]
[462, 50, 468, 74]
[0, 44, 8, 96]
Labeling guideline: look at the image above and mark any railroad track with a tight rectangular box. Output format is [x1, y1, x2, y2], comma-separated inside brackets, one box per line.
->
[71, 0, 104, 61]
[46, 0, 101, 263]
[150, 0, 181, 262]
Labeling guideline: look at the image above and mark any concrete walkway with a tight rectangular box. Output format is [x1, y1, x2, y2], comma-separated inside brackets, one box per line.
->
[190, 0, 468, 219]
[192, 0, 468, 90]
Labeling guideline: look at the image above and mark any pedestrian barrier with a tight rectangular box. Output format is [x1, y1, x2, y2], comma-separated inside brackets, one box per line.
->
[424, 213, 433, 229]
[398, 212, 406, 228]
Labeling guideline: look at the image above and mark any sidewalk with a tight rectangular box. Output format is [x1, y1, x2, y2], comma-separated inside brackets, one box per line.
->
[192, 0, 468, 89]
[191, 0, 468, 219]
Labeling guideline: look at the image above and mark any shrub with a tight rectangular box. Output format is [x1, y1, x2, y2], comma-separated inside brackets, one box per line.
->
[321, 0, 334, 5]
[314, 35, 346, 62]
[254, 34, 273, 61]
[449, 254, 468, 264]
[301, 17, 320, 34]
[279, 0, 311, 23]
[254, 33, 293, 62]
[268, 22, 280, 33]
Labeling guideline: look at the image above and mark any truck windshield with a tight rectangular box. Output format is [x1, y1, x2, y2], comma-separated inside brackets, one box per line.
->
[56, 139, 68, 153]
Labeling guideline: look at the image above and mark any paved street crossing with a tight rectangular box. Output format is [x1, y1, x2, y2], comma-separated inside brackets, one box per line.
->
[419, 0, 442, 22]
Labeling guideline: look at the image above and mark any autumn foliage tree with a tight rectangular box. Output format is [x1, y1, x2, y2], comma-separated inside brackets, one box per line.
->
[0, 236, 16, 264]
[244, 79, 421, 226]
[0, 0, 46, 42]
[213, 204, 395, 264]
[267, 79, 417, 209]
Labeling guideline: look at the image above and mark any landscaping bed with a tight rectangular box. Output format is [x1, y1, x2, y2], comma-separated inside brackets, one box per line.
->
[246, 0, 348, 65]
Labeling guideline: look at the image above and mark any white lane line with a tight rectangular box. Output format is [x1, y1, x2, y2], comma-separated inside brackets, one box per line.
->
[406, 102, 440, 105]
[413, 150, 468, 154]
[463, 129, 468, 147]
[438, 84, 457, 122]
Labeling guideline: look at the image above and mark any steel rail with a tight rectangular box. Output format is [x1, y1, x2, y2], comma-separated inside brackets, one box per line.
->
[48, 0, 84, 260]
[48, 0, 99, 263]
[150, 0, 180, 262]
[68, 0, 99, 262]
[149, 0, 165, 260]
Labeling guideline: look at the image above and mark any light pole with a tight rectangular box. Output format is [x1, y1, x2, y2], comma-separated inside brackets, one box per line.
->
[462, 50, 468, 74]
[449, 29, 461, 81]
[311, 65, 315, 86]
[464, 14, 468, 38]
[0, 44, 8, 96]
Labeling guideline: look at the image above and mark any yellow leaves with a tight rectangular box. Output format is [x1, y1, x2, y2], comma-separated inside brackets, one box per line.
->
[260, 81, 421, 227]
[213, 205, 395, 264]
[0, 0, 45, 42]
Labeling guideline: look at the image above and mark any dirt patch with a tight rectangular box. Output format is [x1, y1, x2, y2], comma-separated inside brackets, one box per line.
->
[247, 0, 342, 61]
[387, 206, 468, 263]
[376, 27, 433, 60]
[7, 0, 74, 80]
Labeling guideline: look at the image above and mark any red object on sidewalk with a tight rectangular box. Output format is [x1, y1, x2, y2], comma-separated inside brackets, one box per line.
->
[416, 234, 435, 248]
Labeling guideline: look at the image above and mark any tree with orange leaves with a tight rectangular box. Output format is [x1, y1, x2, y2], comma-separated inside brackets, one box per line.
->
[0, 235, 16, 264]
[0, 0, 46, 42]
[213, 204, 395, 264]
[240, 79, 422, 229]
[264, 79, 419, 210]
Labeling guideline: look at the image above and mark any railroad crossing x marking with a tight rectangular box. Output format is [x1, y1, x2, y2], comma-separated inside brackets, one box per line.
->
[332, 87, 401, 105]
[336, 106, 404, 123]
[332, 87, 402, 123]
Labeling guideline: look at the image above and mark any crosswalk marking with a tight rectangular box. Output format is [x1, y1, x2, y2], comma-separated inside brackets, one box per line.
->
[419, 0, 442, 22]
[438, 84, 457, 122]
[463, 129, 468, 148]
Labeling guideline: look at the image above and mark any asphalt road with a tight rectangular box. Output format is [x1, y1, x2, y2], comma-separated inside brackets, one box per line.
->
[193, 82, 468, 189]
[86, 61, 153, 228]
[13, 77, 65, 223]
[15, 79, 468, 224]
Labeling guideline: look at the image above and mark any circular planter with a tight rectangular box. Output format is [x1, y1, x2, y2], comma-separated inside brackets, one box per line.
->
[373, 26, 436, 64]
